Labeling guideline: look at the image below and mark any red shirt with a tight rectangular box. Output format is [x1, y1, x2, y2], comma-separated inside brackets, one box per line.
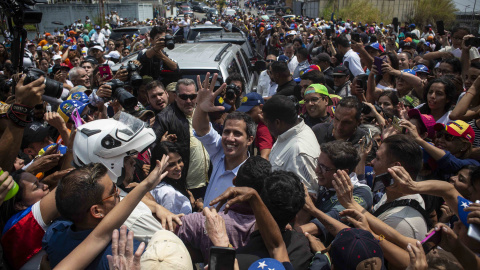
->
[255, 122, 274, 151]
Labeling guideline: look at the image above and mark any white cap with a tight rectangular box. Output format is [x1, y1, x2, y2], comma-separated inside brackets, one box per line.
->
[141, 230, 193, 270]
[52, 55, 62, 60]
[106, 51, 120, 59]
[92, 45, 104, 52]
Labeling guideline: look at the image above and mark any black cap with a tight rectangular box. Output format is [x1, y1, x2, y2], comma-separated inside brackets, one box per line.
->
[22, 122, 50, 150]
[333, 65, 349, 76]
[315, 53, 331, 63]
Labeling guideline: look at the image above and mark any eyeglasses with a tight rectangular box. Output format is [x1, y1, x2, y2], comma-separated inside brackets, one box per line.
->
[100, 184, 120, 203]
[436, 131, 456, 142]
[317, 163, 336, 174]
[178, 94, 197, 101]
[266, 59, 275, 63]
[333, 75, 347, 79]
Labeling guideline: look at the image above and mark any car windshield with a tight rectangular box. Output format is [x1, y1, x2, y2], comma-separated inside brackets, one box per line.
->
[182, 6, 191, 10]
[110, 29, 140, 40]
[187, 29, 223, 40]
[209, 8, 217, 13]
[181, 69, 223, 89]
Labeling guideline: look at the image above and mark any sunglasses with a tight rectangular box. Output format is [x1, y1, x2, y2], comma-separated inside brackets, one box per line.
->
[436, 131, 456, 142]
[178, 94, 197, 101]
[266, 59, 275, 63]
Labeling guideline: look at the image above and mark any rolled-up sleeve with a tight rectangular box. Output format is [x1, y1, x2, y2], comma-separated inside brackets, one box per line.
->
[194, 123, 223, 161]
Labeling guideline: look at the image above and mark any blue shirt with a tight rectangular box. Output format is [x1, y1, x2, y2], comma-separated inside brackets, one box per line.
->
[42, 220, 140, 270]
[194, 123, 247, 207]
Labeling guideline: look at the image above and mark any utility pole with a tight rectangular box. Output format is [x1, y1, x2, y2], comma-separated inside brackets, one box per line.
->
[473, 0, 477, 27]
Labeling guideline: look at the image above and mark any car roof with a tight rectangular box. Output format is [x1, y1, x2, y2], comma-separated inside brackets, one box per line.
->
[190, 25, 223, 30]
[196, 32, 245, 41]
[167, 43, 239, 70]
[112, 27, 149, 32]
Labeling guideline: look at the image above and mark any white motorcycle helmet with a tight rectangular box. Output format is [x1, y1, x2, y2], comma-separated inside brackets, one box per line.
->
[73, 112, 156, 184]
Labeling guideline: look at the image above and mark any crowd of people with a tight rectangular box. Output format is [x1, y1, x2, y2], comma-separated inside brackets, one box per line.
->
[1, 1, 480, 269]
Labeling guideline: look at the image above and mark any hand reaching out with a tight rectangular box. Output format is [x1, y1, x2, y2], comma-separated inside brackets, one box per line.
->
[405, 241, 428, 270]
[107, 225, 145, 270]
[339, 209, 371, 233]
[332, 170, 355, 209]
[196, 72, 227, 113]
[209, 186, 258, 213]
[203, 207, 229, 247]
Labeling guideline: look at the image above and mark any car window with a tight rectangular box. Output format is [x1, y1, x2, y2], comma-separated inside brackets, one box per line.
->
[187, 29, 223, 40]
[227, 58, 241, 76]
[236, 51, 250, 81]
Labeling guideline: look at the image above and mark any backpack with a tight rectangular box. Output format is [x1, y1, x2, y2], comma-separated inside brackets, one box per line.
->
[372, 199, 432, 228]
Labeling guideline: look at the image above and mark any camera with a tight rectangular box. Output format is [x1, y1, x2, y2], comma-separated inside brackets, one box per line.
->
[24, 67, 63, 98]
[105, 79, 138, 111]
[121, 61, 142, 87]
[225, 84, 241, 100]
[164, 34, 175, 50]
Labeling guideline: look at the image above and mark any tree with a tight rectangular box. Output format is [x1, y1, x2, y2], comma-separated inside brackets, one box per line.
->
[337, 0, 390, 24]
[408, 0, 458, 29]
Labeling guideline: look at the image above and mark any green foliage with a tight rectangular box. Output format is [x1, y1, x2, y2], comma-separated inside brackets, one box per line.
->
[320, 0, 334, 20]
[408, 0, 458, 29]
[24, 25, 37, 31]
[218, 0, 226, 12]
[337, 0, 390, 24]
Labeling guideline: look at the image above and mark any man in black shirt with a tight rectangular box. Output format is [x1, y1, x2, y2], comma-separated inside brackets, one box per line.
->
[137, 26, 180, 85]
[270, 61, 296, 97]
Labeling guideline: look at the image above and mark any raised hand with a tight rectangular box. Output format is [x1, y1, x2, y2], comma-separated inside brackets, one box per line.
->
[196, 72, 227, 113]
[210, 186, 258, 213]
[144, 155, 169, 188]
[405, 241, 428, 270]
[107, 225, 144, 270]
[203, 207, 229, 247]
[332, 170, 355, 209]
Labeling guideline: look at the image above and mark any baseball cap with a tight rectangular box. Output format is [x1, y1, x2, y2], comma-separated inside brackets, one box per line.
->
[22, 122, 51, 150]
[407, 109, 436, 139]
[300, 65, 321, 76]
[304, 84, 332, 105]
[277, 55, 289, 62]
[67, 92, 90, 104]
[68, 85, 92, 97]
[332, 65, 349, 76]
[330, 228, 386, 270]
[434, 120, 475, 144]
[401, 69, 416, 76]
[130, 104, 155, 120]
[237, 92, 264, 113]
[106, 51, 121, 60]
[91, 45, 104, 52]
[140, 230, 193, 270]
[412, 64, 429, 74]
[365, 42, 384, 53]
[214, 96, 232, 112]
[52, 55, 62, 61]
[57, 100, 87, 123]
[166, 82, 177, 93]
[95, 25, 101, 29]
[248, 258, 285, 270]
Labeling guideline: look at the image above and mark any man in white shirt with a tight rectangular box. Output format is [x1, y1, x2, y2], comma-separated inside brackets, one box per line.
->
[336, 35, 364, 77]
[179, 14, 191, 40]
[256, 54, 276, 97]
[101, 25, 111, 40]
[262, 95, 320, 194]
[91, 26, 105, 47]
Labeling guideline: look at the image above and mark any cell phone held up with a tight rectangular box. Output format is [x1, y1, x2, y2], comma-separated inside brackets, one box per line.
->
[99, 64, 113, 81]
[373, 56, 385, 76]
[421, 229, 442, 254]
[372, 172, 394, 192]
[209, 246, 236, 270]
[465, 37, 480, 48]
[436, 20, 445, 36]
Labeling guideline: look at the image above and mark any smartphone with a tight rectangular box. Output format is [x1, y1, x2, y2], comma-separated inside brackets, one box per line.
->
[421, 230, 442, 254]
[374, 56, 385, 76]
[352, 32, 360, 43]
[99, 64, 113, 81]
[46, 104, 52, 112]
[436, 21, 445, 36]
[209, 247, 236, 270]
[71, 108, 83, 128]
[392, 116, 406, 134]
[465, 37, 480, 48]
[325, 28, 332, 40]
[468, 200, 480, 241]
[372, 172, 394, 192]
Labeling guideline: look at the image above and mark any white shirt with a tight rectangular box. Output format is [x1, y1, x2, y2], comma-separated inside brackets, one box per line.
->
[119, 189, 163, 244]
[150, 182, 192, 215]
[269, 119, 320, 194]
[287, 55, 298, 74]
[343, 49, 365, 77]
[439, 46, 480, 61]
[91, 32, 105, 47]
[257, 70, 271, 97]
[101, 28, 111, 38]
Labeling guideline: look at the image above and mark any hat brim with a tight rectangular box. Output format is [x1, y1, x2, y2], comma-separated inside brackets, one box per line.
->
[236, 105, 254, 113]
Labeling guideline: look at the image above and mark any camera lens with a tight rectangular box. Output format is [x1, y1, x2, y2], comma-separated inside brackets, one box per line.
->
[129, 72, 143, 87]
[24, 68, 63, 98]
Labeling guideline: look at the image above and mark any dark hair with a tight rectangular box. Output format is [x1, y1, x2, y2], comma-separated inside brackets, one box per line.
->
[451, 26, 470, 36]
[226, 73, 245, 94]
[420, 77, 456, 114]
[376, 52, 399, 86]
[383, 135, 423, 179]
[300, 70, 326, 84]
[321, 141, 360, 173]
[296, 47, 308, 60]
[292, 37, 303, 46]
[270, 61, 290, 76]
[398, 51, 412, 60]
[461, 165, 480, 192]
[56, 163, 108, 224]
[336, 34, 350, 48]
[236, 156, 271, 194]
[378, 90, 400, 106]
[262, 95, 298, 126]
[224, 111, 257, 138]
[145, 80, 165, 94]
[337, 96, 362, 121]
[471, 62, 480, 70]
[440, 58, 462, 75]
[0, 170, 26, 230]
[260, 171, 305, 229]
[150, 142, 189, 197]
[149, 26, 167, 39]
[114, 40, 124, 49]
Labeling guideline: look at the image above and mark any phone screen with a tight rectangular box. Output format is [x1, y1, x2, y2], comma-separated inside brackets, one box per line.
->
[209, 247, 236, 270]
[99, 64, 113, 81]
[374, 56, 385, 76]
[421, 230, 442, 254]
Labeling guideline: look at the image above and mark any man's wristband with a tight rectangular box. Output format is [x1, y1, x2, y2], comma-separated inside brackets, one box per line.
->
[11, 103, 32, 115]
[6, 106, 31, 127]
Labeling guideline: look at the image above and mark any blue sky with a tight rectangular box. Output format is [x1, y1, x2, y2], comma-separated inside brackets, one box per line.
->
[455, 0, 479, 13]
